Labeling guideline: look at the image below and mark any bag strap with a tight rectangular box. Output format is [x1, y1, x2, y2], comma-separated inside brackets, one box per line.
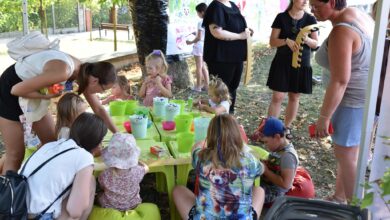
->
[36, 183, 73, 218]
[20, 145, 76, 178]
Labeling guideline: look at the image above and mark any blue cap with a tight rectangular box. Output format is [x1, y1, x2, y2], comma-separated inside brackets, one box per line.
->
[263, 117, 285, 137]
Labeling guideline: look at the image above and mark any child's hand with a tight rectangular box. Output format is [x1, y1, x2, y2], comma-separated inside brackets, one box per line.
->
[186, 40, 192, 45]
[154, 75, 162, 85]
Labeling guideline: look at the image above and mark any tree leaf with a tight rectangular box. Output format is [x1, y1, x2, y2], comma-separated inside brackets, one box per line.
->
[361, 192, 374, 209]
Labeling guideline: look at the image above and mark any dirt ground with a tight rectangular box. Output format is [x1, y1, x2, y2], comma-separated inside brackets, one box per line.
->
[0, 45, 337, 219]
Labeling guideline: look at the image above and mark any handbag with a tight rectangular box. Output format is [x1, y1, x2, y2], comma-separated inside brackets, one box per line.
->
[0, 147, 75, 220]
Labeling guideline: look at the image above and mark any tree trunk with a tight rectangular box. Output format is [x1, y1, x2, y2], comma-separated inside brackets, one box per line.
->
[39, 0, 48, 37]
[128, 0, 191, 89]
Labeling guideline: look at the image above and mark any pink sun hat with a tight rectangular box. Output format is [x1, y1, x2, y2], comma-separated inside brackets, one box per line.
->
[102, 133, 140, 169]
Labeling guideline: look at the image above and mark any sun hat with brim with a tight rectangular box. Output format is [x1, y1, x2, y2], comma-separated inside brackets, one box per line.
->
[263, 117, 285, 137]
[102, 133, 140, 169]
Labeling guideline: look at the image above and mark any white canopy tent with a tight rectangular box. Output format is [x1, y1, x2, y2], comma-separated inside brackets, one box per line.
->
[355, 0, 390, 219]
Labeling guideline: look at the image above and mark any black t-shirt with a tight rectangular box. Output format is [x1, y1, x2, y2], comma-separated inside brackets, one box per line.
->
[272, 11, 317, 67]
[203, 1, 247, 63]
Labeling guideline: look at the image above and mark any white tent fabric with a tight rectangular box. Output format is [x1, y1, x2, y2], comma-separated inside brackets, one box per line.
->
[356, 0, 390, 219]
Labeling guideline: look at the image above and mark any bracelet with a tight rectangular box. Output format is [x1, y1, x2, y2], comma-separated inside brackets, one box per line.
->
[320, 114, 330, 119]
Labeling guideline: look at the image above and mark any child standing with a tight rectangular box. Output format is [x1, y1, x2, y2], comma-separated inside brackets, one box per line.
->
[55, 93, 88, 140]
[98, 133, 149, 211]
[186, 3, 209, 92]
[101, 75, 133, 105]
[139, 50, 172, 106]
[260, 117, 299, 204]
[197, 77, 230, 115]
[173, 114, 265, 220]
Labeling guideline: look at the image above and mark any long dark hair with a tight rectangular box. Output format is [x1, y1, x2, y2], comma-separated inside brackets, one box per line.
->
[69, 112, 107, 152]
[318, 0, 346, 10]
[285, 0, 293, 12]
[77, 61, 117, 94]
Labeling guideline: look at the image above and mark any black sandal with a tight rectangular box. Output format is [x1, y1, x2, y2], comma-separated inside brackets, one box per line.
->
[285, 127, 293, 140]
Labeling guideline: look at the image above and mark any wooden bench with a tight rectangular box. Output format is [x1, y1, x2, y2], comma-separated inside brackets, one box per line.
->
[99, 23, 132, 40]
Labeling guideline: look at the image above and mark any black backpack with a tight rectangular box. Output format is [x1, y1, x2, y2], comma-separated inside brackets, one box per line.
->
[0, 147, 76, 220]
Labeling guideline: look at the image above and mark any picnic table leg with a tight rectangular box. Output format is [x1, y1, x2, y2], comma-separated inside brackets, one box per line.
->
[176, 164, 193, 186]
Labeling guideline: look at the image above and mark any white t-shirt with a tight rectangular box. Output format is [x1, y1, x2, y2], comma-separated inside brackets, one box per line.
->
[209, 99, 230, 113]
[15, 50, 74, 81]
[57, 127, 70, 140]
[21, 139, 93, 218]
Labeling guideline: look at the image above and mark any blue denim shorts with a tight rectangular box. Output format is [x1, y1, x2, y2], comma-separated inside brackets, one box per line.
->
[331, 106, 364, 147]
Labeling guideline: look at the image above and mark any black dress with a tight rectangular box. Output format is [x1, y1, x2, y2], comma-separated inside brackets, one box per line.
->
[267, 11, 317, 94]
[202, 0, 247, 113]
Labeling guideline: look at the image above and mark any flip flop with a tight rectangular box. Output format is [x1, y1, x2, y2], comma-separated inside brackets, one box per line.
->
[286, 127, 293, 140]
[324, 195, 347, 204]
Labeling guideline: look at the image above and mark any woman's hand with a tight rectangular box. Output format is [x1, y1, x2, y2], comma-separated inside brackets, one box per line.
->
[286, 38, 299, 52]
[315, 116, 331, 138]
[239, 28, 251, 40]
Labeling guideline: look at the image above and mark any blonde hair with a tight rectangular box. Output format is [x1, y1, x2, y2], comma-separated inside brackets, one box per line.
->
[55, 93, 86, 137]
[117, 75, 132, 97]
[198, 114, 243, 168]
[145, 49, 169, 75]
[209, 77, 231, 103]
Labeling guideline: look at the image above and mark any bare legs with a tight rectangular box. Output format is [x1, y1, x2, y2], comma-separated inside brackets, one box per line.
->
[0, 117, 24, 174]
[194, 56, 209, 90]
[333, 144, 359, 202]
[267, 91, 300, 128]
[0, 113, 56, 174]
[173, 185, 265, 220]
[173, 185, 196, 219]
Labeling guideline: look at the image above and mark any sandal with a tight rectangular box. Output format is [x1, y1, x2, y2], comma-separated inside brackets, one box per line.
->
[285, 127, 293, 140]
[324, 195, 347, 204]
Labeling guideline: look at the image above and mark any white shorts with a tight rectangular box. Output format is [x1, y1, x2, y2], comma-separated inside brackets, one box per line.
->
[192, 42, 204, 57]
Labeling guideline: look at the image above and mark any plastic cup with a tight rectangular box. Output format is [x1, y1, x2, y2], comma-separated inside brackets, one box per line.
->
[109, 101, 126, 116]
[174, 114, 193, 133]
[194, 117, 211, 142]
[170, 99, 186, 114]
[134, 107, 150, 117]
[124, 100, 139, 115]
[153, 97, 168, 118]
[165, 103, 181, 121]
[129, 115, 148, 139]
[177, 132, 195, 153]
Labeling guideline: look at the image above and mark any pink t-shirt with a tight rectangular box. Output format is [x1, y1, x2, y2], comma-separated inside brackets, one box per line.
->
[143, 75, 172, 106]
[98, 165, 146, 211]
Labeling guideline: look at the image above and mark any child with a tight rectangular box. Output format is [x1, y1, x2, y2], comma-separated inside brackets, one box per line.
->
[98, 133, 149, 211]
[186, 3, 209, 92]
[173, 114, 265, 220]
[197, 77, 230, 115]
[139, 50, 172, 106]
[260, 117, 299, 204]
[101, 75, 133, 105]
[55, 93, 88, 140]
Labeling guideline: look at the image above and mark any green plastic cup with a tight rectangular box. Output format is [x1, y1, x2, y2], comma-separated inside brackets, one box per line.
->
[170, 99, 186, 114]
[177, 132, 195, 153]
[125, 100, 139, 115]
[109, 101, 126, 116]
[135, 107, 150, 116]
[174, 114, 193, 133]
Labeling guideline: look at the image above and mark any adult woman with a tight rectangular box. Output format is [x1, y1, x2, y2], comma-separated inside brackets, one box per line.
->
[311, 0, 373, 203]
[0, 49, 118, 173]
[202, 0, 251, 114]
[22, 112, 107, 219]
[266, 0, 318, 138]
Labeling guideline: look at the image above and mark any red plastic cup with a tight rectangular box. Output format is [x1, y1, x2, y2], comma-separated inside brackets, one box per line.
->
[309, 123, 334, 138]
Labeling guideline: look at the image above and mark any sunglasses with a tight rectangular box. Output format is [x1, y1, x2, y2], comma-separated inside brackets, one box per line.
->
[291, 19, 299, 34]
